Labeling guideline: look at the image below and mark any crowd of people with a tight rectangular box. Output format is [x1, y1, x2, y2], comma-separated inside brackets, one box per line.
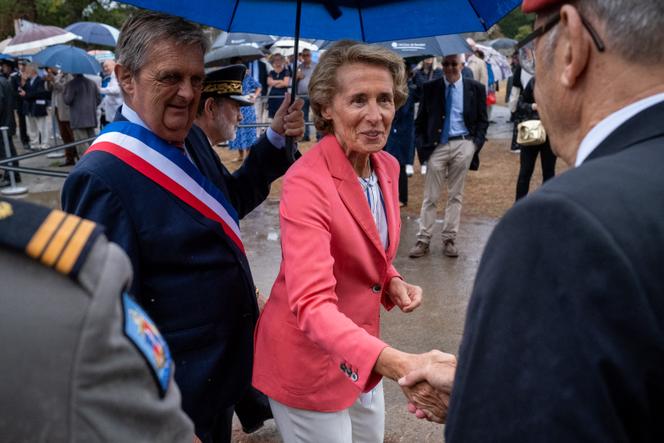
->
[1, 0, 664, 441]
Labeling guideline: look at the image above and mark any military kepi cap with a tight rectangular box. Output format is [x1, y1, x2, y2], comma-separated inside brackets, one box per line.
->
[202, 64, 253, 106]
[522, 0, 562, 13]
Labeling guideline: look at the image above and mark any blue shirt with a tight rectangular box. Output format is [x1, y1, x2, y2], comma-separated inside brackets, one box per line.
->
[443, 77, 469, 137]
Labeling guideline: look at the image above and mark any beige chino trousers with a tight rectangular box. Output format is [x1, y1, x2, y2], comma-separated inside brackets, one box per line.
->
[417, 139, 475, 244]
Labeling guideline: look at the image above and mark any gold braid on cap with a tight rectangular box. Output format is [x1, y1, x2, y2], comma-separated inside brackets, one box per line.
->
[202, 80, 243, 95]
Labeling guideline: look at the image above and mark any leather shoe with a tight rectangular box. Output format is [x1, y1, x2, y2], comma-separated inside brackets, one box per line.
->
[443, 240, 459, 257]
[58, 160, 76, 167]
[408, 241, 429, 258]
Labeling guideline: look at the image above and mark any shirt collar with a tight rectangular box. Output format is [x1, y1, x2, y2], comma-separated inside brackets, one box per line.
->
[120, 104, 151, 131]
[576, 92, 664, 166]
[443, 76, 463, 89]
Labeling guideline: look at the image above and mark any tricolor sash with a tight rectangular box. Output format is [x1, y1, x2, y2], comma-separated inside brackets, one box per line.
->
[87, 121, 245, 254]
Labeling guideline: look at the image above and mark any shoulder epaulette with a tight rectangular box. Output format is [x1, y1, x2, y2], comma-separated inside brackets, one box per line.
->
[0, 198, 102, 280]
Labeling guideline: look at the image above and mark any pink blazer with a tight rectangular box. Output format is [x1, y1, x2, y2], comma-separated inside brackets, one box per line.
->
[253, 135, 402, 412]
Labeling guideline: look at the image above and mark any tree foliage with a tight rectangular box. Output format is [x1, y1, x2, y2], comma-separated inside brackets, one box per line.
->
[497, 7, 535, 40]
[0, 0, 136, 41]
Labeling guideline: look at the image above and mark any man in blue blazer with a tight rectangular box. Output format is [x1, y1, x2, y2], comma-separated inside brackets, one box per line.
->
[61, 11, 304, 443]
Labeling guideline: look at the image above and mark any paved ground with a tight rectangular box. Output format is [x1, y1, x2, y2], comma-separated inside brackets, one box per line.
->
[4, 105, 542, 441]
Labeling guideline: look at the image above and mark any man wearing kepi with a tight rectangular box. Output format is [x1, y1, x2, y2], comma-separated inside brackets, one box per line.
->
[408, 53, 488, 259]
[61, 11, 304, 442]
[426, 0, 664, 440]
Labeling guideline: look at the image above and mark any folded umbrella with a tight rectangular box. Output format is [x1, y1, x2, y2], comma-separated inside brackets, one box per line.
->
[65, 22, 120, 47]
[32, 45, 101, 75]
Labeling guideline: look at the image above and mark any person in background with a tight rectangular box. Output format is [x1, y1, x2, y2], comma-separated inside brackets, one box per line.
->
[295, 48, 317, 141]
[253, 41, 456, 442]
[247, 57, 269, 129]
[19, 63, 50, 150]
[227, 57, 261, 162]
[64, 73, 100, 156]
[384, 60, 417, 207]
[0, 67, 20, 185]
[409, 53, 488, 259]
[267, 52, 290, 120]
[45, 67, 77, 166]
[10, 60, 31, 149]
[514, 77, 556, 201]
[465, 45, 488, 92]
[99, 59, 123, 128]
[0, 197, 196, 441]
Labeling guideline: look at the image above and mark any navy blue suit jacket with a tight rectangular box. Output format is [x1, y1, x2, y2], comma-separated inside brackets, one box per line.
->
[62, 114, 296, 437]
[446, 100, 664, 442]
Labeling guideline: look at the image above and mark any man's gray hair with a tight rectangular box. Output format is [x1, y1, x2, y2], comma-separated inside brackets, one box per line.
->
[116, 10, 210, 74]
[578, 0, 663, 64]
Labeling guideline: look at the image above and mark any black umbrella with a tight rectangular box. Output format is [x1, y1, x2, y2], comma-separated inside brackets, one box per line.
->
[205, 45, 265, 67]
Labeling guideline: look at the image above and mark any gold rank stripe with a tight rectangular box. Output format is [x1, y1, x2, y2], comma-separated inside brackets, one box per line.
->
[41, 215, 81, 267]
[25, 210, 67, 260]
[55, 219, 96, 274]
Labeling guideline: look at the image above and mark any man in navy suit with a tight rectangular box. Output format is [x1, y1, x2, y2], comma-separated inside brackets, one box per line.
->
[408, 53, 488, 259]
[400, 0, 664, 439]
[61, 11, 304, 443]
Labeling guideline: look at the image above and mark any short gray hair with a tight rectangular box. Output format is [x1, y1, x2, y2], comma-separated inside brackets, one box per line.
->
[576, 0, 664, 64]
[116, 11, 210, 75]
[308, 40, 407, 135]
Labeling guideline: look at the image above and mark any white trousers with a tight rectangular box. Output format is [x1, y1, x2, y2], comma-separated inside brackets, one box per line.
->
[269, 382, 385, 443]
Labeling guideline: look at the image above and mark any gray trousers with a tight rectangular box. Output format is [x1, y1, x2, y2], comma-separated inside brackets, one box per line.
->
[417, 139, 475, 244]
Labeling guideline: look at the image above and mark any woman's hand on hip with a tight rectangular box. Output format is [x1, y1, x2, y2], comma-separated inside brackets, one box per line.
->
[387, 277, 422, 313]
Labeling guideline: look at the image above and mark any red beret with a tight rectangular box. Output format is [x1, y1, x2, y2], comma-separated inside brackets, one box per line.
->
[522, 0, 562, 13]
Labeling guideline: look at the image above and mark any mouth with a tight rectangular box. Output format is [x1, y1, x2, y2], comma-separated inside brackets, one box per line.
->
[361, 130, 383, 139]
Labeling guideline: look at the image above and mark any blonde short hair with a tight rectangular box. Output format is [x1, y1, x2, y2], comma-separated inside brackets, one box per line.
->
[308, 40, 408, 135]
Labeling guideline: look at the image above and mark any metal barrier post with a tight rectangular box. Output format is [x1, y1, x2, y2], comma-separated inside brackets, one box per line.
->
[1, 126, 28, 196]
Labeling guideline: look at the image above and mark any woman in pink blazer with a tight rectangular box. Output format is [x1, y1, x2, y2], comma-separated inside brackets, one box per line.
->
[253, 41, 456, 441]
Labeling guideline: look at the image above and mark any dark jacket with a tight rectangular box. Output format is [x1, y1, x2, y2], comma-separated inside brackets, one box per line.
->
[21, 75, 50, 117]
[62, 114, 296, 438]
[415, 77, 489, 169]
[384, 78, 417, 165]
[64, 75, 100, 129]
[446, 100, 664, 442]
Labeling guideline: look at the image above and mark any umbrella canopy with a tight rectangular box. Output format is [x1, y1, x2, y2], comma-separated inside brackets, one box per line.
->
[374, 35, 471, 59]
[4, 24, 80, 55]
[32, 45, 101, 75]
[213, 31, 277, 48]
[205, 45, 264, 67]
[271, 38, 318, 52]
[488, 37, 517, 51]
[88, 49, 115, 61]
[117, 0, 521, 43]
[476, 44, 512, 81]
[65, 22, 120, 47]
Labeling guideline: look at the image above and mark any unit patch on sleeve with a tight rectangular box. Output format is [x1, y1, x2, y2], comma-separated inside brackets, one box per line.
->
[122, 292, 173, 397]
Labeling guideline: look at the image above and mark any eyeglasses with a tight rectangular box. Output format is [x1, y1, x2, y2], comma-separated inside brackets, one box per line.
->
[442, 62, 459, 68]
[516, 12, 605, 75]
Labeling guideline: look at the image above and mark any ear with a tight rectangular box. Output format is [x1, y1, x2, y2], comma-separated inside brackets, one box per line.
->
[558, 5, 591, 88]
[115, 63, 134, 97]
[204, 97, 216, 116]
[321, 104, 333, 120]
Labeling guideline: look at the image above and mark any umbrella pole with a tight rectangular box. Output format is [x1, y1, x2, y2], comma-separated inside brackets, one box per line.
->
[286, 0, 302, 155]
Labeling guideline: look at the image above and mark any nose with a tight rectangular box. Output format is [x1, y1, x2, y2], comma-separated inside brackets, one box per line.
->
[177, 78, 198, 102]
[365, 100, 381, 124]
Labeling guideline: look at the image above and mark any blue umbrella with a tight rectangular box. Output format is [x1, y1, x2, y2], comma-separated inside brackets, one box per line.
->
[118, 0, 520, 43]
[65, 22, 120, 47]
[32, 45, 101, 75]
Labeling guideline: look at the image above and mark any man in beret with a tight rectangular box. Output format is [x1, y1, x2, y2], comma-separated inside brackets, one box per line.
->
[62, 11, 304, 443]
[400, 0, 664, 440]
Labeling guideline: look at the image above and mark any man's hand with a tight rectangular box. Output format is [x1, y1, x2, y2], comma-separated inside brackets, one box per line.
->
[271, 92, 305, 139]
[386, 277, 422, 313]
[399, 350, 457, 423]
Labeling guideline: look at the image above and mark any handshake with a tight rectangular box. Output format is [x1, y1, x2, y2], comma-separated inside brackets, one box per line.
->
[375, 347, 457, 423]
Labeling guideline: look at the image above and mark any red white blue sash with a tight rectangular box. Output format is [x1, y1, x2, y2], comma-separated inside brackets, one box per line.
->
[87, 121, 245, 254]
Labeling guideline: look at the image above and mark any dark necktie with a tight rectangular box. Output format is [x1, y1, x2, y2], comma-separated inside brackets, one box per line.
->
[441, 83, 454, 144]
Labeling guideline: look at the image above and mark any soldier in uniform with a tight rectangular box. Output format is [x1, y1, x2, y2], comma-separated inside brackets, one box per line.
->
[0, 197, 195, 441]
